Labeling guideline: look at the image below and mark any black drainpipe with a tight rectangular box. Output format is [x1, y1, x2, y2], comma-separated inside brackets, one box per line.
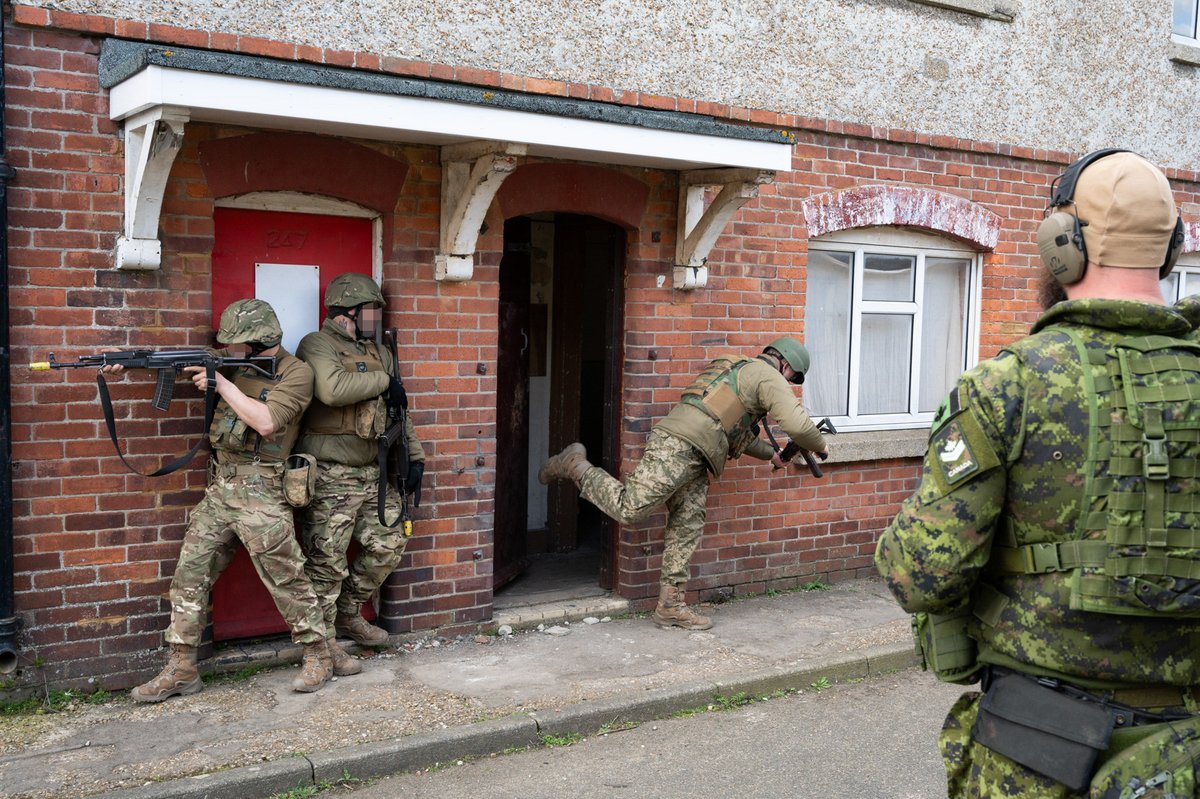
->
[0, 14, 20, 675]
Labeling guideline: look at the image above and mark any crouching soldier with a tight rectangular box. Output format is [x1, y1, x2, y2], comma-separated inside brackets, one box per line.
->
[128, 299, 333, 702]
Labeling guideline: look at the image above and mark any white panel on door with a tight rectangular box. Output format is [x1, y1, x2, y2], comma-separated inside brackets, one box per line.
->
[255, 262, 321, 354]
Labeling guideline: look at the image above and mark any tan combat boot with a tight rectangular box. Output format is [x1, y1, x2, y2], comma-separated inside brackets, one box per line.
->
[130, 643, 203, 703]
[328, 639, 362, 676]
[335, 611, 389, 646]
[292, 641, 333, 693]
[652, 584, 713, 631]
[538, 442, 593, 486]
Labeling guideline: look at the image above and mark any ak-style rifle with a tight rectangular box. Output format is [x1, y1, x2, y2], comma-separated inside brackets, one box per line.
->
[772, 417, 838, 478]
[30, 349, 277, 477]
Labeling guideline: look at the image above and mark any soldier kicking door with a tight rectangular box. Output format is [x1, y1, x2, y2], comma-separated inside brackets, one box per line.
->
[209, 204, 374, 640]
[494, 213, 625, 594]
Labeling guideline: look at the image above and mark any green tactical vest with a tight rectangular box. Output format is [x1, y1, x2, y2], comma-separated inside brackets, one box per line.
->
[208, 353, 302, 463]
[678, 355, 760, 455]
[991, 330, 1200, 618]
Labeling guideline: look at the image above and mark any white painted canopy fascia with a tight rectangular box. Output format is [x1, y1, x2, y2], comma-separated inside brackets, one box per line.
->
[109, 65, 791, 172]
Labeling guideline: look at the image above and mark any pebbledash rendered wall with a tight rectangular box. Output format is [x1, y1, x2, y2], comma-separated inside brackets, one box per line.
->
[2, 1, 1199, 691]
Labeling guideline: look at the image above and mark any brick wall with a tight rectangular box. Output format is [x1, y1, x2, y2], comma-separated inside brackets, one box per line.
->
[4, 16, 1200, 691]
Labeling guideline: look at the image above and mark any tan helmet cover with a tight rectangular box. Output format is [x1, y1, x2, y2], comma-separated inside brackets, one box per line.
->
[1073, 152, 1179, 270]
[217, 298, 282, 347]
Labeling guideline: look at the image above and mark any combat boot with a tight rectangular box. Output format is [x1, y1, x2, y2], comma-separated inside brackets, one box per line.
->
[652, 584, 713, 631]
[328, 639, 362, 676]
[292, 641, 332, 693]
[335, 612, 390, 646]
[538, 442, 593, 486]
[130, 643, 203, 703]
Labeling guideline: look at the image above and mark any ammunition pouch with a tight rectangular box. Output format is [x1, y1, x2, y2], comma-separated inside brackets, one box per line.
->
[973, 670, 1117, 793]
[282, 453, 317, 508]
[912, 609, 982, 686]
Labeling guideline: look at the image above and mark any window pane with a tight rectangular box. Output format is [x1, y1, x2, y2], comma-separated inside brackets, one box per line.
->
[1181, 271, 1200, 299]
[920, 258, 968, 412]
[1162, 272, 1180, 303]
[859, 314, 913, 415]
[1175, 0, 1198, 37]
[805, 250, 852, 416]
[863, 253, 915, 301]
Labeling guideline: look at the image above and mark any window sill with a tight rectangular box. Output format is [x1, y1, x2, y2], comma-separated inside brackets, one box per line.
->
[906, 0, 1014, 21]
[1171, 38, 1200, 67]
[825, 428, 929, 464]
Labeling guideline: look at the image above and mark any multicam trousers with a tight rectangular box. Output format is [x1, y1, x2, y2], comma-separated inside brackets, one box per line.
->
[579, 429, 710, 586]
[165, 469, 325, 646]
[941, 691, 1189, 798]
[300, 461, 408, 633]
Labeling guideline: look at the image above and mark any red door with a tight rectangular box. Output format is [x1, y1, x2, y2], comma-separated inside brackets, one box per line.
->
[209, 207, 372, 641]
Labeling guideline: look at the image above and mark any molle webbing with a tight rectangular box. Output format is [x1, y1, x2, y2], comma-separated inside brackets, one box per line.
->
[208, 355, 300, 462]
[992, 331, 1200, 617]
[679, 356, 758, 447]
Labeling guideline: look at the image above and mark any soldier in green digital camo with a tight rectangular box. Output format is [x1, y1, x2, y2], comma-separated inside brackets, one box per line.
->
[539, 338, 828, 630]
[128, 299, 333, 702]
[875, 150, 1200, 798]
[296, 273, 425, 654]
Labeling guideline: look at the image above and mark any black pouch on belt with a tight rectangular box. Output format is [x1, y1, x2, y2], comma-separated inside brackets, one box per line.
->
[972, 672, 1117, 793]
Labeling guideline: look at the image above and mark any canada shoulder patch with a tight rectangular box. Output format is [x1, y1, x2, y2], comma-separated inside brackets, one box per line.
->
[928, 388, 1000, 490]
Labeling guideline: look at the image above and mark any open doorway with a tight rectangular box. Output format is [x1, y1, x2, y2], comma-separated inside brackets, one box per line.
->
[493, 213, 625, 603]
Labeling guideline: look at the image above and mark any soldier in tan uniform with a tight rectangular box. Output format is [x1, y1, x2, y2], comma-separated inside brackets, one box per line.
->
[296, 274, 425, 650]
[540, 338, 828, 630]
[128, 299, 332, 702]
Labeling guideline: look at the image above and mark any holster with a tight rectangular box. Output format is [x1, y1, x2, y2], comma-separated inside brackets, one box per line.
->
[972, 671, 1117, 793]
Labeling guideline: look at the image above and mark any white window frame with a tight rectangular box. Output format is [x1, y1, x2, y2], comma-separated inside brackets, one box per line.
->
[1176, 0, 1200, 40]
[1162, 256, 1200, 302]
[1172, 1, 1200, 65]
[808, 228, 983, 433]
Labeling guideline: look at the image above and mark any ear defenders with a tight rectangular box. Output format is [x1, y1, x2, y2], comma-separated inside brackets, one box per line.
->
[1037, 148, 1185, 285]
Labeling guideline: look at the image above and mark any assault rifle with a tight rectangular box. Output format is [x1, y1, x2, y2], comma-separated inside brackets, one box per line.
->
[30, 349, 278, 477]
[31, 349, 277, 410]
[776, 417, 838, 478]
[377, 329, 413, 532]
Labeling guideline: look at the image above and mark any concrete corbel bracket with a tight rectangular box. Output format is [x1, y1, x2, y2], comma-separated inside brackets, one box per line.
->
[436, 141, 528, 282]
[674, 168, 774, 290]
[115, 106, 189, 271]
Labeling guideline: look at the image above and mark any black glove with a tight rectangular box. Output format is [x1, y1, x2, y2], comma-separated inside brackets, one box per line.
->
[386, 375, 408, 412]
[404, 460, 425, 504]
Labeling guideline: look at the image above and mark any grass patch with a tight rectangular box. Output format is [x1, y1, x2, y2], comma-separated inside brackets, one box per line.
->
[540, 732, 583, 747]
[0, 687, 114, 716]
[809, 676, 831, 692]
[202, 665, 265, 684]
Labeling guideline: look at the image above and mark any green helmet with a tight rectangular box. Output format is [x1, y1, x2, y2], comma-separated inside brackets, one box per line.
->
[217, 299, 282, 347]
[325, 273, 385, 310]
[765, 336, 810, 375]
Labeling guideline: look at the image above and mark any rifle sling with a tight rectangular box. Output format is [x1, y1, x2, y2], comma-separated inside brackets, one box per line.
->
[96, 364, 220, 478]
[377, 425, 404, 528]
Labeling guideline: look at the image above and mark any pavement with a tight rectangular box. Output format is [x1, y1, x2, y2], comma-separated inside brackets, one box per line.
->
[0, 577, 917, 799]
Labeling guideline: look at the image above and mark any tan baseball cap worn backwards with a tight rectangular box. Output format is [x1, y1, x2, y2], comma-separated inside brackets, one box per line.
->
[1074, 152, 1178, 269]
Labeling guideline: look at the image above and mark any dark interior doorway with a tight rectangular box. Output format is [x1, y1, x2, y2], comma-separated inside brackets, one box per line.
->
[493, 213, 625, 598]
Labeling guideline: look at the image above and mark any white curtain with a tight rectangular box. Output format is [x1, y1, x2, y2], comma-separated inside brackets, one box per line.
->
[920, 258, 968, 412]
[805, 250, 852, 415]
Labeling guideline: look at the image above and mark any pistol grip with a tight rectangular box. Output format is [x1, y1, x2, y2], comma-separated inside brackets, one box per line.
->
[152, 369, 175, 411]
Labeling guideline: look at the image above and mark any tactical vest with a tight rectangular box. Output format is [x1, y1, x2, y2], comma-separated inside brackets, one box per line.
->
[303, 345, 388, 439]
[678, 355, 761, 456]
[990, 330, 1200, 618]
[208, 353, 302, 463]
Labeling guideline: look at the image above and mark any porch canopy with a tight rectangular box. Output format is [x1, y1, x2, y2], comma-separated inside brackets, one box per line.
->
[101, 40, 794, 286]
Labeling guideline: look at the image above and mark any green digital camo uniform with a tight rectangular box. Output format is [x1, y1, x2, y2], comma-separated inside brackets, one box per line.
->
[875, 299, 1200, 799]
[165, 348, 325, 647]
[296, 319, 425, 632]
[581, 355, 825, 585]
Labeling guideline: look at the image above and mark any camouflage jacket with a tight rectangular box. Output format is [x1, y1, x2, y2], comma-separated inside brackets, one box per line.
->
[295, 320, 424, 468]
[875, 298, 1200, 689]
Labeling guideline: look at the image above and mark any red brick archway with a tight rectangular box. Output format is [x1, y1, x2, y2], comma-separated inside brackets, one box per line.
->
[496, 163, 650, 230]
[802, 185, 1001, 249]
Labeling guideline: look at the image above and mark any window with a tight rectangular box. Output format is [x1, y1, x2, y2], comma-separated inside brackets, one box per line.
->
[1176, 0, 1199, 40]
[806, 229, 982, 432]
[1162, 256, 1200, 303]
